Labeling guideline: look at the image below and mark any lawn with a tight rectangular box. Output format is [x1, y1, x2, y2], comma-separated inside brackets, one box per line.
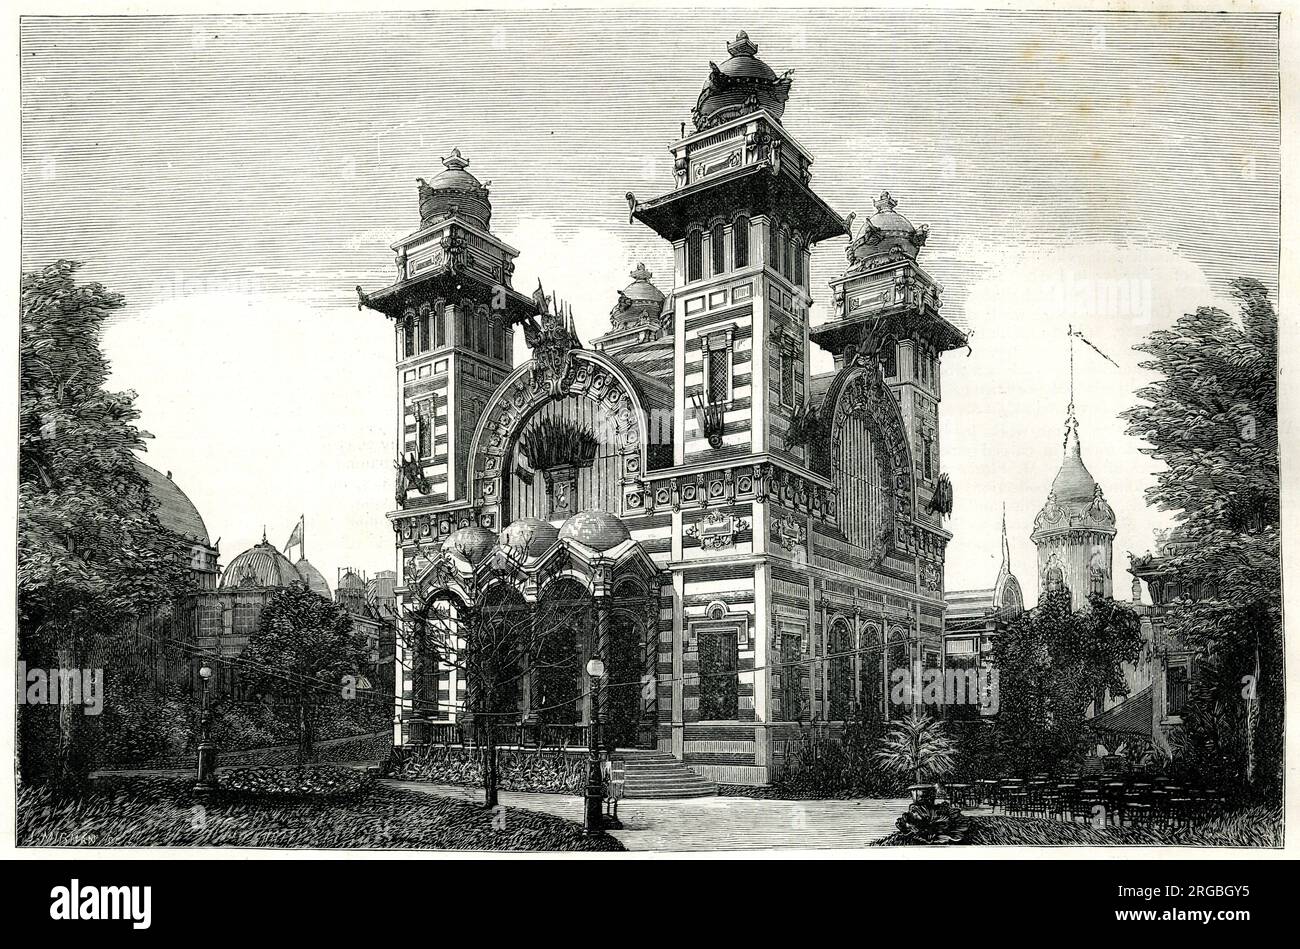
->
[16, 772, 624, 852]
[875, 805, 1283, 847]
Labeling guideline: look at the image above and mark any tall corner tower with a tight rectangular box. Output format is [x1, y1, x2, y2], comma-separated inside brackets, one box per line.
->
[628, 30, 848, 469]
[358, 148, 538, 515]
[1030, 404, 1118, 610]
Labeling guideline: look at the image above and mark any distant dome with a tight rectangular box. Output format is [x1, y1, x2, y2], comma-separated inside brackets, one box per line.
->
[221, 539, 300, 589]
[693, 32, 792, 132]
[443, 525, 498, 565]
[417, 148, 492, 231]
[559, 511, 632, 552]
[133, 459, 209, 544]
[500, 518, 561, 559]
[294, 557, 332, 598]
[338, 570, 365, 592]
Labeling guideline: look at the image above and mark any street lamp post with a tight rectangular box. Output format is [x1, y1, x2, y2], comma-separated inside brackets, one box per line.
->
[194, 662, 219, 797]
[584, 656, 605, 835]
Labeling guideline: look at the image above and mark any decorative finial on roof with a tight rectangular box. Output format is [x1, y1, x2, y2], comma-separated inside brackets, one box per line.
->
[875, 191, 898, 213]
[1063, 401, 1080, 454]
[630, 262, 652, 282]
[442, 148, 468, 171]
[728, 31, 759, 57]
[261, 525, 267, 544]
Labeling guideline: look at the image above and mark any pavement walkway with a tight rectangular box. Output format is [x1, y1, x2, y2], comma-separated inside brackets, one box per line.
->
[383, 780, 909, 852]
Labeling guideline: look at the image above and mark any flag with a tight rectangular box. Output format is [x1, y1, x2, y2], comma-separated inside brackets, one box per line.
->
[1069, 326, 1120, 368]
[284, 515, 304, 557]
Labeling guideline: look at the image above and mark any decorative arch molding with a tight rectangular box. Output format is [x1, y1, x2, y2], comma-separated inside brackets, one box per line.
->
[814, 363, 915, 562]
[466, 349, 652, 518]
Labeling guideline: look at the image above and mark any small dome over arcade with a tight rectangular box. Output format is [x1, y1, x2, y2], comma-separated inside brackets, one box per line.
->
[417, 148, 492, 232]
[442, 524, 498, 565]
[693, 32, 793, 132]
[500, 518, 561, 559]
[221, 535, 301, 589]
[558, 510, 632, 552]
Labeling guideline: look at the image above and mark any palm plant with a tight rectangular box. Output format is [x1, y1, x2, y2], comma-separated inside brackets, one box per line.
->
[517, 417, 599, 472]
[874, 711, 957, 787]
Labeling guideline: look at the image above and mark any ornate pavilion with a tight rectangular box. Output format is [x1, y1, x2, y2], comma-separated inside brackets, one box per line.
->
[359, 31, 967, 784]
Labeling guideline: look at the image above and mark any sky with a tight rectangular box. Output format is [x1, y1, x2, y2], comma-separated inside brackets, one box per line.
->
[19, 10, 1280, 600]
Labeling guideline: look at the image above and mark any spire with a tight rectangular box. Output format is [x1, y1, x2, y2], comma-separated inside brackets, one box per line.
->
[996, 503, 1011, 588]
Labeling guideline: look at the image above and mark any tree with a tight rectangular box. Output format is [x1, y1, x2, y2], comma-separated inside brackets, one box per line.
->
[874, 712, 956, 786]
[240, 583, 371, 763]
[1121, 278, 1282, 800]
[990, 590, 1142, 774]
[18, 260, 193, 788]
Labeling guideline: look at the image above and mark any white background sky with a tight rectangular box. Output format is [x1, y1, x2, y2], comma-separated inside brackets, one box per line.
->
[19, 10, 1279, 600]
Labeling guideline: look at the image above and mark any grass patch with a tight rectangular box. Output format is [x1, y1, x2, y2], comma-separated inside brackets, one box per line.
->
[17, 773, 623, 852]
[875, 806, 1282, 847]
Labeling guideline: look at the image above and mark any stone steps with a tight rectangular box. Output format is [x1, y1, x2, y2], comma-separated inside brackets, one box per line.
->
[613, 750, 717, 799]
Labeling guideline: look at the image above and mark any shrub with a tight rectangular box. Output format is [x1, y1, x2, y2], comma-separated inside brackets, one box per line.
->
[893, 801, 971, 844]
[393, 746, 586, 794]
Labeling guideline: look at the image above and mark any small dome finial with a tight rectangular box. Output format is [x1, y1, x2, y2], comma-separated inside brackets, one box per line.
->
[630, 262, 652, 282]
[728, 31, 758, 57]
[442, 148, 468, 171]
[875, 191, 898, 213]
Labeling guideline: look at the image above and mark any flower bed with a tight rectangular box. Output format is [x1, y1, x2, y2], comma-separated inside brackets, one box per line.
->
[392, 746, 585, 794]
[217, 766, 373, 803]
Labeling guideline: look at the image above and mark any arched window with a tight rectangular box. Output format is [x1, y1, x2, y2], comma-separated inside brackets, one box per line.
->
[880, 336, 897, 377]
[768, 218, 781, 273]
[433, 303, 446, 348]
[792, 238, 804, 287]
[402, 314, 415, 358]
[733, 215, 749, 268]
[686, 230, 703, 282]
[711, 222, 726, 275]
[828, 619, 854, 722]
[418, 309, 431, 352]
[1046, 567, 1065, 594]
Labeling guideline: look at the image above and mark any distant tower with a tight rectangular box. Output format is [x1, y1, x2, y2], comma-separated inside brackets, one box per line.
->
[1031, 401, 1117, 610]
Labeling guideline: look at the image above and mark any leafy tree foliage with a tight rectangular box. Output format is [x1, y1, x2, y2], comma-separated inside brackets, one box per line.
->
[1121, 278, 1282, 800]
[991, 590, 1142, 774]
[240, 583, 371, 763]
[18, 260, 193, 787]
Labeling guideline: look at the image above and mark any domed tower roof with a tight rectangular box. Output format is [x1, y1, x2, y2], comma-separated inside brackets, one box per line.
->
[609, 263, 667, 330]
[499, 517, 561, 559]
[442, 525, 498, 565]
[417, 148, 492, 232]
[338, 569, 365, 592]
[221, 535, 301, 589]
[849, 192, 930, 265]
[558, 510, 632, 551]
[133, 459, 210, 545]
[693, 31, 793, 132]
[294, 557, 332, 598]
[1032, 410, 1116, 537]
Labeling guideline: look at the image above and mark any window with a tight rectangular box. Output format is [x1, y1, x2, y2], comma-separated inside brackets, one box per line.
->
[733, 215, 749, 268]
[417, 400, 433, 459]
[780, 349, 795, 407]
[697, 631, 738, 720]
[828, 621, 853, 722]
[711, 222, 726, 275]
[881, 337, 897, 377]
[1166, 662, 1190, 717]
[779, 632, 805, 721]
[687, 230, 703, 282]
[923, 436, 933, 481]
[708, 347, 728, 404]
[434, 304, 446, 348]
[418, 311, 431, 351]
[457, 308, 469, 348]
[793, 240, 804, 287]
[783, 230, 793, 279]
[402, 316, 415, 358]
[768, 220, 781, 273]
